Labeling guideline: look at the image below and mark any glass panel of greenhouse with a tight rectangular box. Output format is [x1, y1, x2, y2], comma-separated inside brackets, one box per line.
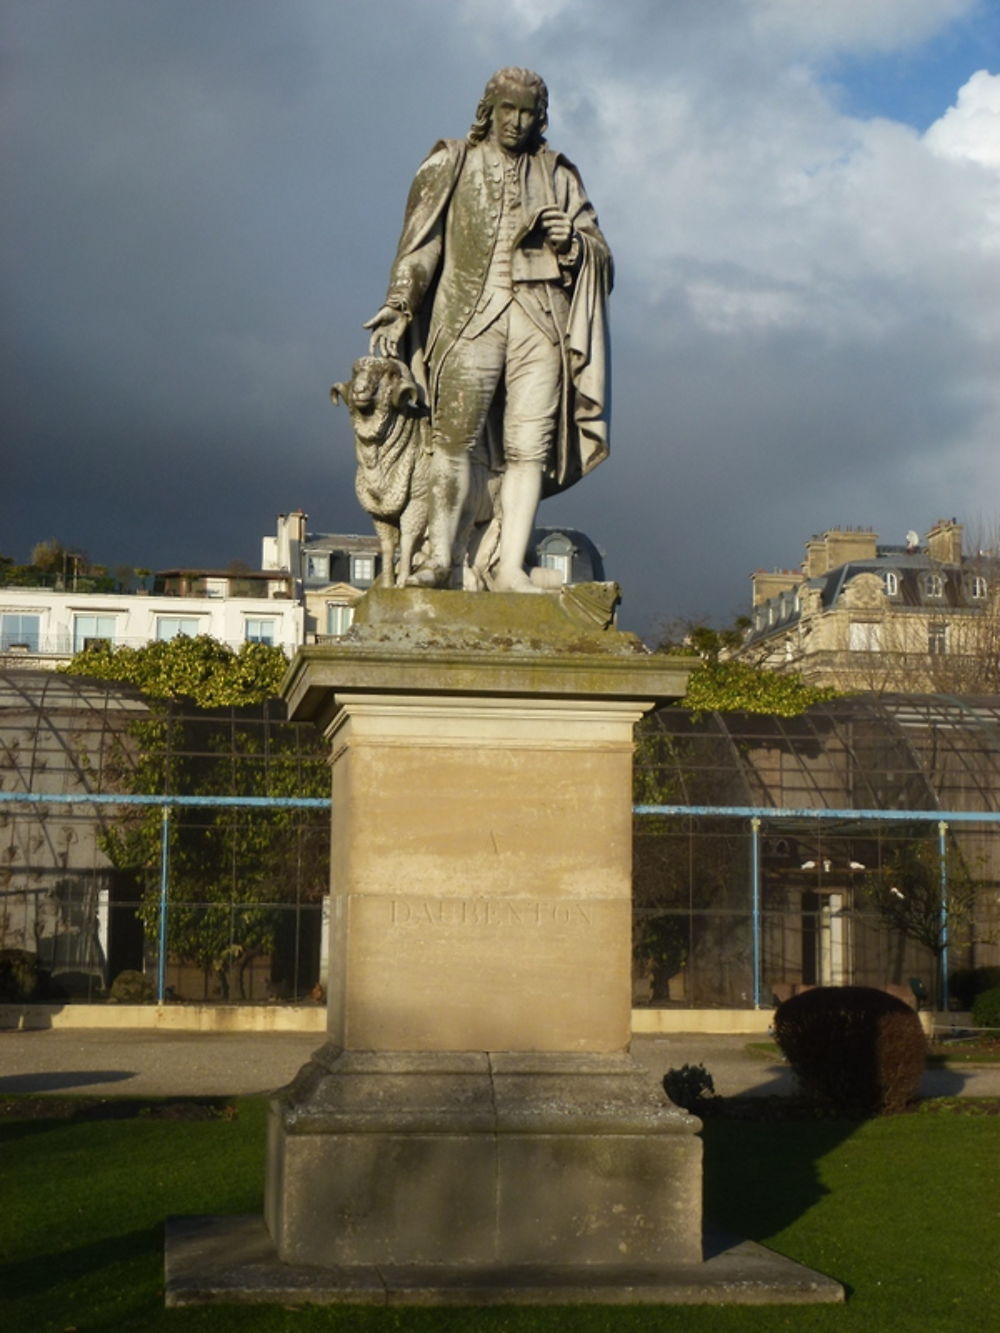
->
[633, 695, 1000, 1009]
[0, 669, 329, 1002]
[3, 670, 998, 1010]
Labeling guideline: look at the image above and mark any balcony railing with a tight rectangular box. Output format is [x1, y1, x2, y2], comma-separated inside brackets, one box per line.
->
[0, 634, 291, 660]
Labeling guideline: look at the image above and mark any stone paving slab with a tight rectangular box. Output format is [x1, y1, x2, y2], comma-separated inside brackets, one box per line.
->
[165, 1214, 845, 1307]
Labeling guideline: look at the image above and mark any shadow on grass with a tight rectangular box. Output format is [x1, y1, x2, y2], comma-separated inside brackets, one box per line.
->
[0, 1095, 239, 1148]
[702, 1115, 855, 1245]
[3, 1223, 158, 1303]
[700, 1063, 978, 1250]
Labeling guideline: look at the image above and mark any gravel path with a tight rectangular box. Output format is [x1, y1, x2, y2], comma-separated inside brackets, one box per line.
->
[1, 1028, 997, 1099]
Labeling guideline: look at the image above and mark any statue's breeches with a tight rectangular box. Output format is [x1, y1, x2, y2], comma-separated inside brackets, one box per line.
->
[432, 303, 560, 464]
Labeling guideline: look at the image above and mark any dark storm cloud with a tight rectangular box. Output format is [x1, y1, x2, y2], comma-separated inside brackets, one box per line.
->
[3, 0, 998, 639]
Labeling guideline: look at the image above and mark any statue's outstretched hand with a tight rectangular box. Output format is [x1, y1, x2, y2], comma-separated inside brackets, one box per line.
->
[538, 206, 573, 255]
[363, 305, 410, 358]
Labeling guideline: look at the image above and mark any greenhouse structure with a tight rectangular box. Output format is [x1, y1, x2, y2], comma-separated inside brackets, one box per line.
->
[634, 696, 1000, 1009]
[0, 669, 328, 1002]
[1, 668, 998, 1010]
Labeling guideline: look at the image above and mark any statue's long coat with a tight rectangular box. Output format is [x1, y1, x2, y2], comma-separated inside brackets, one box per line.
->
[383, 138, 613, 495]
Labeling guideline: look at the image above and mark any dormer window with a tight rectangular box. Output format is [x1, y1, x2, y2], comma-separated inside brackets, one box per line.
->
[882, 571, 899, 597]
[537, 533, 574, 585]
[540, 552, 571, 583]
[970, 575, 988, 600]
[923, 572, 944, 599]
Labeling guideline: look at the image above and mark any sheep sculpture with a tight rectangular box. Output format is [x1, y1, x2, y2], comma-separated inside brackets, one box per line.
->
[330, 355, 430, 588]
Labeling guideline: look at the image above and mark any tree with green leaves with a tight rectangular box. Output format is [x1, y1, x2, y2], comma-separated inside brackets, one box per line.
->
[653, 616, 841, 717]
[62, 634, 291, 707]
[30, 538, 67, 573]
[680, 659, 840, 717]
[63, 636, 329, 999]
[0, 542, 120, 591]
[653, 618, 751, 662]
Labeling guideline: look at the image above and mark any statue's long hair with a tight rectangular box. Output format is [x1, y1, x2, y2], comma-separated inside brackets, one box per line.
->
[468, 67, 548, 150]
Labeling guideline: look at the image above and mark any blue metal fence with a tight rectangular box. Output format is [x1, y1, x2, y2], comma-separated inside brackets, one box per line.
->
[635, 804, 1000, 1009]
[0, 791, 330, 1002]
[3, 792, 998, 1008]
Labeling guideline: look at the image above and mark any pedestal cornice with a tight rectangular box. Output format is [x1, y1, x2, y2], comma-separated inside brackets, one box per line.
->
[283, 646, 691, 729]
[281, 588, 695, 730]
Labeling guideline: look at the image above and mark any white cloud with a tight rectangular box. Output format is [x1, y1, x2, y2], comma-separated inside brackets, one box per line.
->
[926, 69, 1000, 168]
[579, 52, 999, 356]
[529, 10, 1000, 628]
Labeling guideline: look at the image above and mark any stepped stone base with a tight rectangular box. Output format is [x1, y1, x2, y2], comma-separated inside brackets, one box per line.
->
[265, 1046, 702, 1269]
[165, 1216, 844, 1307]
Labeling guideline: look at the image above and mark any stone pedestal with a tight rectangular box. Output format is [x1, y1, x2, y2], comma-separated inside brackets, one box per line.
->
[312, 689, 646, 1052]
[264, 588, 703, 1279]
[266, 1049, 702, 1270]
[166, 589, 843, 1304]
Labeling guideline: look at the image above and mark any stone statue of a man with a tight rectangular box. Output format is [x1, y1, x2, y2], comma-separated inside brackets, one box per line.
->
[365, 67, 613, 591]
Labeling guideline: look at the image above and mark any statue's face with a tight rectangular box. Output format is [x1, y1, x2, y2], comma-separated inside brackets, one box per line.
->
[490, 82, 540, 153]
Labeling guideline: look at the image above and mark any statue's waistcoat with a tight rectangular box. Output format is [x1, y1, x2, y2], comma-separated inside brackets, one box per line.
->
[426, 143, 561, 367]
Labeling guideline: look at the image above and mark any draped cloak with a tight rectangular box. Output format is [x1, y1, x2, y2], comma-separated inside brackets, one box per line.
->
[382, 138, 613, 496]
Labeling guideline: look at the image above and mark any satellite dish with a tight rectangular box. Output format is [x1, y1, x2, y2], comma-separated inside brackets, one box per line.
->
[905, 530, 919, 549]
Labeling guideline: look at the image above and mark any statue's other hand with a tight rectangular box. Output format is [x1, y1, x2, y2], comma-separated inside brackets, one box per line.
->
[363, 305, 410, 358]
[538, 206, 573, 255]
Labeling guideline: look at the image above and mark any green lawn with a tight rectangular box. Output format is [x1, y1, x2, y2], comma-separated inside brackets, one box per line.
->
[926, 1040, 1000, 1065]
[1, 1097, 997, 1333]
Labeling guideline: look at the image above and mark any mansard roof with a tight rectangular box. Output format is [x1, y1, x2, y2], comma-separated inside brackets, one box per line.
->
[745, 547, 991, 646]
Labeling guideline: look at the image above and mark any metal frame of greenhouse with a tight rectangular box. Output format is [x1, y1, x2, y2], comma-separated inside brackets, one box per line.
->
[2, 671, 998, 1009]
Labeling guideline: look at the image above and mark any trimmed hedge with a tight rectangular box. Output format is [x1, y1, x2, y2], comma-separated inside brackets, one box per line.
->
[971, 986, 1000, 1031]
[0, 948, 46, 1002]
[108, 969, 156, 1004]
[774, 985, 926, 1114]
[663, 1062, 716, 1112]
[950, 966, 1000, 1011]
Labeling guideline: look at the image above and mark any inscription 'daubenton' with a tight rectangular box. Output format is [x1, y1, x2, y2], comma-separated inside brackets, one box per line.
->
[389, 898, 594, 927]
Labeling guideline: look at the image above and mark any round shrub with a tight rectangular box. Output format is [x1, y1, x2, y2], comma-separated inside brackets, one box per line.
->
[950, 967, 1000, 1012]
[108, 969, 156, 1004]
[971, 986, 1000, 1031]
[663, 1063, 716, 1111]
[774, 985, 926, 1115]
[0, 948, 44, 1002]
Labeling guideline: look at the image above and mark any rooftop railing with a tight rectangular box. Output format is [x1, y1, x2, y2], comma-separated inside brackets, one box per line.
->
[0, 635, 292, 659]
